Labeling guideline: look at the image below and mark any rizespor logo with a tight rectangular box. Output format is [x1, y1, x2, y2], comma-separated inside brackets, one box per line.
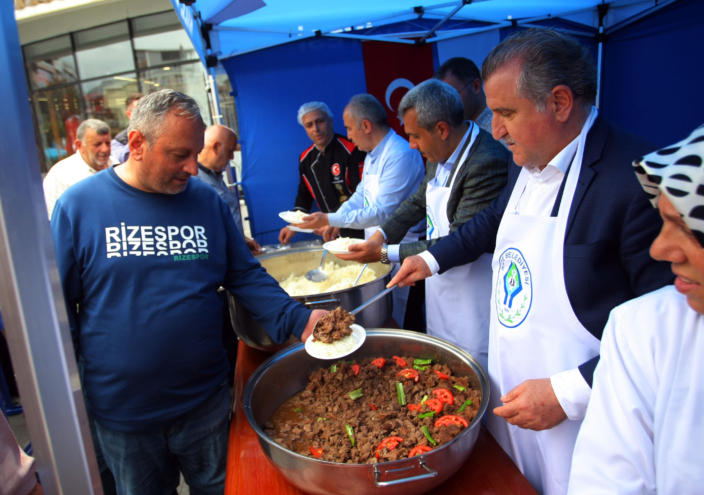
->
[495, 247, 532, 328]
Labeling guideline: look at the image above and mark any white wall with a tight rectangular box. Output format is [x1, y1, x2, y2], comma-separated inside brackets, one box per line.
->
[17, 0, 173, 45]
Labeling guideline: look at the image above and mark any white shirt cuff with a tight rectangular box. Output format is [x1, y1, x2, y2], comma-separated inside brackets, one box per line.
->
[417, 250, 440, 275]
[550, 368, 592, 421]
[377, 228, 388, 241]
[387, 244, 401, 263]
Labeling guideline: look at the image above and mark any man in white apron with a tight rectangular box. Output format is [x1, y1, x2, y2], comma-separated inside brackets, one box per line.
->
[569, 125, 704, 494]
[337, 79, 510, 371]
[297, 94, 424, 327]
[389, 29, 673, 494]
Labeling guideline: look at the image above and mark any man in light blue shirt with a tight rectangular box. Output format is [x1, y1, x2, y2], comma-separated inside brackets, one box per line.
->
[297, 94, 424, 328]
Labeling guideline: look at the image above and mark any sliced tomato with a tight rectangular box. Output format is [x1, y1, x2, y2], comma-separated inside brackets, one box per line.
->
[408, 445, 433, 457]
[351, 364, 361, 376]
[396, 368, 420, 383]
[434, 370, 450, 380]
[368, 403, 377, 411]
[432, 388, 455, 405]
[393, 356, 408, 367]
[424, 398, 443, 414]
[407, 403, 421, 412]
[371, 358, 386, 368]
[376, 436, 404, 458]
[435, 415, 469, 429]
[309, 445, 323, 458]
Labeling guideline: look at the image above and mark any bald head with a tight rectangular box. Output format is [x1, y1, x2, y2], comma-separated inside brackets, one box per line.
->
[199, 125, 238, 173]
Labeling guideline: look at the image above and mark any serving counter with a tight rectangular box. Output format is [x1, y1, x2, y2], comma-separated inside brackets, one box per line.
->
[225, 341, 538, 495]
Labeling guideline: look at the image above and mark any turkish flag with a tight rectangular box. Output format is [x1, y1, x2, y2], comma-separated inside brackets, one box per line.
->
[362, 40, 435, 139]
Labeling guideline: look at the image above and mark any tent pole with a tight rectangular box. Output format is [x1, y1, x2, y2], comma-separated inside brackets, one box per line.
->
[418, 1, 468, 43]
[596, 3, 609, 110]
[0, 3, 102, 494]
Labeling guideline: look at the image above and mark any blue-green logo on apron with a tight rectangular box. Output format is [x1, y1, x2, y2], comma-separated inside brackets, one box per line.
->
[495, 248, 532, 328]
[364, 191, 371, 208]
[426, 212, 436, 239]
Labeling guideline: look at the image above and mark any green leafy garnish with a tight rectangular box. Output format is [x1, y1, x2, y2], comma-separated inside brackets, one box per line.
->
[457, 398, 474, 413]
[349, 388, 364, 400]
[422, 425, 436, 445]
[294, 408, 302, 412]
[414, 358, 432, 366]
[345, 424, 355, 447]
[418, 411, 434, 419]
[331, 364, 337, 373]
[420, 395, 428, 405]
[396, 382, 406, 405]
[453, 385, 466, 392]
[414, 365, 430, 371]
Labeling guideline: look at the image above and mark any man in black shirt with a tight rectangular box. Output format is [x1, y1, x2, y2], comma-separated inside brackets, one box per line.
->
[279, 101, 366, 244]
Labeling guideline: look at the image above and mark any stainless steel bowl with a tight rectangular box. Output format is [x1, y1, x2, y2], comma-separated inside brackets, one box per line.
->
[229, 246, 393, 352]
[243, 329, 489, 495]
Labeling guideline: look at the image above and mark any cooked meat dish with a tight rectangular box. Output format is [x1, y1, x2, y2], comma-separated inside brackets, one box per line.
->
[312, 307, 354, 344]
[264, 356, 481, 464]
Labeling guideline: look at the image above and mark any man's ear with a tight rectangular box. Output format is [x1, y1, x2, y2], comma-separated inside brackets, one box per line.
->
[549, 85, 575, 123]
[74, 139, 83, 152]
[362, 119, 373, 134]
[471, 78, 482, 95]
[128, 129, 146, 160]
[435, 121, 451, 140]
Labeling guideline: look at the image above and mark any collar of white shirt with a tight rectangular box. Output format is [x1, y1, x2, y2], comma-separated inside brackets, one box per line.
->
[436, 122, 473, 186]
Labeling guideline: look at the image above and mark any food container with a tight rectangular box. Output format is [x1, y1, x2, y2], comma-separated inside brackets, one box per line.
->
[243, 329, 489, 495]
[228, 246, 393, 352]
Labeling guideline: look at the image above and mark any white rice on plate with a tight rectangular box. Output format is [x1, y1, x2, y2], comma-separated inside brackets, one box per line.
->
[308, 333, 358, 358]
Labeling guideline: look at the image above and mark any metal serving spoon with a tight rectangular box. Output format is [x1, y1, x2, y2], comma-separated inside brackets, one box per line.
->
[305, 249, 328, 282]
[352, 264, 368, 287]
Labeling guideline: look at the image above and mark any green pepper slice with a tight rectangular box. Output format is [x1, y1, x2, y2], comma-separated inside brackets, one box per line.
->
[396, 382, 406, 405]
[422, 425, 437, 445]
[345, 424, 355, 447]
[457, 398, 474, 413]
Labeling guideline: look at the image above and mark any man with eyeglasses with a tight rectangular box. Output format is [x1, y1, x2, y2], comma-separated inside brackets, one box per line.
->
[435, 57, 497, 139]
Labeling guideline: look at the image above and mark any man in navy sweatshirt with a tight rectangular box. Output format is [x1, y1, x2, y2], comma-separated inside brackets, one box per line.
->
[51, 89, 324, 495]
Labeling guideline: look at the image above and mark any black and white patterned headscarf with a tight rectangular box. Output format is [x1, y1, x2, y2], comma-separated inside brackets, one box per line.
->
[634, 124, 704, 245]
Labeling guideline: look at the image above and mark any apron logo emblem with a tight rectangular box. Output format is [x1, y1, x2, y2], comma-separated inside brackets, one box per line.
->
[495, 248, 532, 328]
[364, 192, 371, 207]
[331, 163, 341, 176]
[426, 212, 436, 239]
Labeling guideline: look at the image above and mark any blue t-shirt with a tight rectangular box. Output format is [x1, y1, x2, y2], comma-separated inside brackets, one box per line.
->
[51, 168, 310, 433]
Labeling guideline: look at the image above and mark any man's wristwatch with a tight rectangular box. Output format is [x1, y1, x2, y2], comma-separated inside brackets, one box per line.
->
[380, 244, 390, 264]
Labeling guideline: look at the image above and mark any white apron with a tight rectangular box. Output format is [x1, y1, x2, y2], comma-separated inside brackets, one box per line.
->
[487, 110, 600, 495]
[425, 122, 492, 372]
[363, 130, 417, 327]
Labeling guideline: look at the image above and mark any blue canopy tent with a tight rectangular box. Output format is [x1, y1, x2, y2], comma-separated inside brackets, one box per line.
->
[171, 0, 704, 246]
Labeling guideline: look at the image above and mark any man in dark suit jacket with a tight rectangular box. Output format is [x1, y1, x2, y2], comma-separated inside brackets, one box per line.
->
[389, 28, 674, 493]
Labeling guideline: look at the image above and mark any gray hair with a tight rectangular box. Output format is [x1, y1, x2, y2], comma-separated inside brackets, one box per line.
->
[297, 101, 332, 126]
[128, 89, 203, 146]
[482, 28, 597, 112]
[77, 119, 110, 141]
[398, 79, 464, 131]
[345, 94, 389, 129]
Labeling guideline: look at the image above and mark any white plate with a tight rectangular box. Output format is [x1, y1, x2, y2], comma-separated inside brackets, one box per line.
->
[279, 211, 307, 224]
[322, 239, 364, 255]
[288, 225, 315, 233]
[305, 324, 366, 360]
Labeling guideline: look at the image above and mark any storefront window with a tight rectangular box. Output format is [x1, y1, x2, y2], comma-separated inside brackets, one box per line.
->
[82, 75, 139, 137]
[23, 35, 77, 90]
[139, 63, 211, 126]
[23, 11, 239, 173]
[30, 85, 84, 173]
[74, 22, 135, 80]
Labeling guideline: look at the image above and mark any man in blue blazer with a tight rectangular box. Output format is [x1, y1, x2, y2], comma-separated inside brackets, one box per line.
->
[389, 28, 674, 494]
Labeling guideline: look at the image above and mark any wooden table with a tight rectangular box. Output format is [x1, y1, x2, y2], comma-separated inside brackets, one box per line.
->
[225, 341, 537, 495]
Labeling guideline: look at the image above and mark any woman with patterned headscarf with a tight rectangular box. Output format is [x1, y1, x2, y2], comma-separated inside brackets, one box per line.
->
[568, 125, 704, 494]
